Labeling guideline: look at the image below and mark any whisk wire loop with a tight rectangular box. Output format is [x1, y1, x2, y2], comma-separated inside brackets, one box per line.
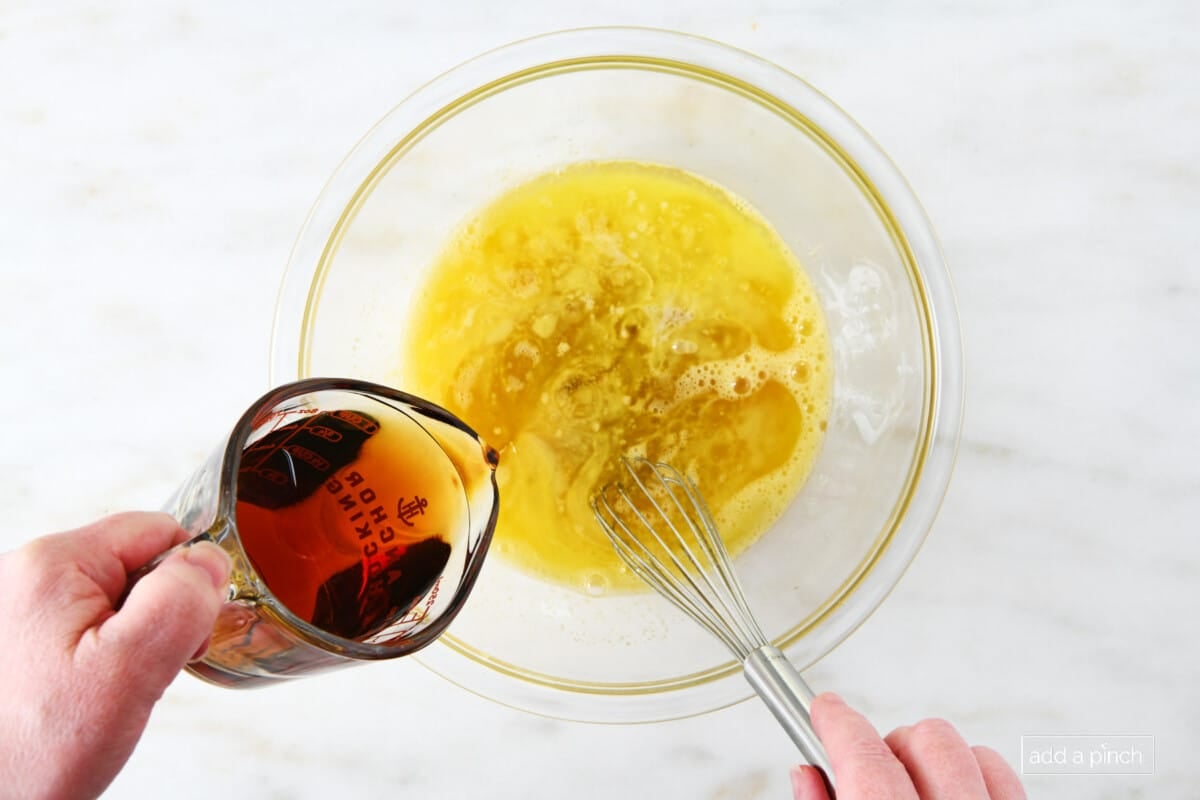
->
[622, 463, 736, 637]
[593, 483, 745, 655]
[594, 458, 770, 659]
[652, 462, 770, 654]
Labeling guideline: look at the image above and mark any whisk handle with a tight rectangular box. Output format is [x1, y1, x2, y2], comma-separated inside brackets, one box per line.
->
[743, 646, 836, 797]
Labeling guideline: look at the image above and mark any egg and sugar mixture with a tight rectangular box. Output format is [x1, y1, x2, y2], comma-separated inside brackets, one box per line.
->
[404, 162, 831, 593]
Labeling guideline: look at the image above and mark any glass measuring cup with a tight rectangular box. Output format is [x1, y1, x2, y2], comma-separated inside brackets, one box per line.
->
[148, 378, 499, 687]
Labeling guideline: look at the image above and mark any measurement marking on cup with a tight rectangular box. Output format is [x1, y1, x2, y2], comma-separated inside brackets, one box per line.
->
[331, 409, 380, 435]
[397, 575, 442, 628]
[283, 445, 330, 472]
[243, 413, 340, 475]
[308, 425, 344, 443]
[249, 406, 319, 432]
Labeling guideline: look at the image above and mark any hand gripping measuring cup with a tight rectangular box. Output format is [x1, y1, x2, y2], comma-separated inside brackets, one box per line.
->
[130, 378, 499, 687]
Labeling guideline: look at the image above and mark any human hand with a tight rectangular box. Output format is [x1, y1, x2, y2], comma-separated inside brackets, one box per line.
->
[0, 512, 231, 800]
[791, 693, 1026, 800]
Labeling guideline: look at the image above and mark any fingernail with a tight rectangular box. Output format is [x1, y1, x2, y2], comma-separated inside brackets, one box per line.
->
[182, 541, 232, 589]
[821, 692, 844, 705]
[790, 765, 824, 800]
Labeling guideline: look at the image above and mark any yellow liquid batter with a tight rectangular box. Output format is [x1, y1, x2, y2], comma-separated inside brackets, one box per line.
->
[403, 161, 832, 593]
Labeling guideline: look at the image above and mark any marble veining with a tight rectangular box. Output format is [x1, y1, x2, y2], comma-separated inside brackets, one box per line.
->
[1, 2, 1196, 798]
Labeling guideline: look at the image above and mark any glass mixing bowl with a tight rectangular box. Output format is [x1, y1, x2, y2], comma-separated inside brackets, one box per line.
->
[270, 27, 962, 723]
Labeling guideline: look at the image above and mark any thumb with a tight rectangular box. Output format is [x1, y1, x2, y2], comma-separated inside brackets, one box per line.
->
[100, 541, 231, 695]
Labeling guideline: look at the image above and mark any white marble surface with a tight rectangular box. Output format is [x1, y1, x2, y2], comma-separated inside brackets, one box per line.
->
[2, 2, 1197, 798]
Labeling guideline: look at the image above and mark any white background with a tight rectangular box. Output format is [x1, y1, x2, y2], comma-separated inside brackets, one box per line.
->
[1, 2, 1196, 798]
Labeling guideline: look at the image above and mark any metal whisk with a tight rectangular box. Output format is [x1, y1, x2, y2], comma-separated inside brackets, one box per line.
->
[592, 457, 836, 796]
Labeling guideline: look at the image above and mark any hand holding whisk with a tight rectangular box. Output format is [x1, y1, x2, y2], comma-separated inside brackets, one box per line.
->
[592, 457, 836, 797]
